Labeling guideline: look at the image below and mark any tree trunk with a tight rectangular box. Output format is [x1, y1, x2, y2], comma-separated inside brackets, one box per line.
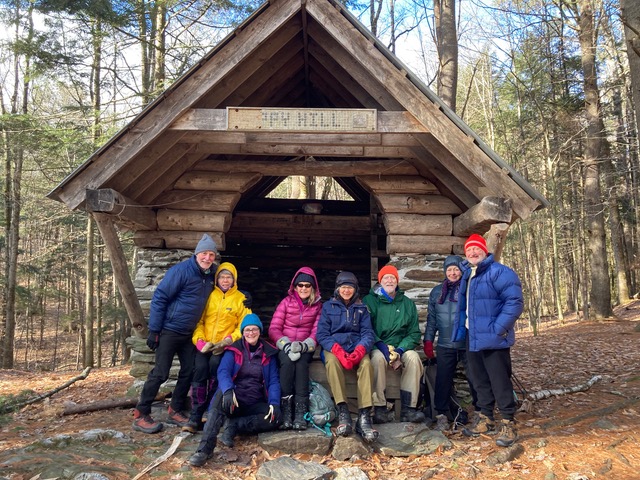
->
[621, 0, 640, 142]
[434, 0, 458, 111]
[85, 216, 95, 367]
[576, 0, 613, 319]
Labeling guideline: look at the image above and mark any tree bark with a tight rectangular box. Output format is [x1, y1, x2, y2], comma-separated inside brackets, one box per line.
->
[434, 0, 458, 111]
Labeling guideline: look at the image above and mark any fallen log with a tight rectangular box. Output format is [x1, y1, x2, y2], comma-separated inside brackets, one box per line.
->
[519, 375, 602, 413]
[62, 392, 170, 416]
[540, 395, 640, 430]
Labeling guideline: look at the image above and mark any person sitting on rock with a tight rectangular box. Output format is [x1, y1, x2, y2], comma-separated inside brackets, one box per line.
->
[363, 264, 424, 424]
[316, 271, 378, 443]
[188, 314, 281, 467]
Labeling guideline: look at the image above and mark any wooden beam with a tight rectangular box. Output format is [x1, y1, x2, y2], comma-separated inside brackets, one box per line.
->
[192, 142, 414, 158]
[375, 194, 462, 215]
[357, 175, 439, 195]
[386, 234, 466, 255]
[171, 109, 427, 134]
[93, 213, 147, 337]
[85, 189, 157, 230]
[383, 213, 452, 235]
[157, 209, 232, 232]
[194, 159, 418, 176]
[453, 196, 514, 237]
[133, 230, 226, 250]
[174, 171, 262, 192]
[153, 190, 241, 212]
[486, 223, 510, 262]
[231, 211, 370, 232]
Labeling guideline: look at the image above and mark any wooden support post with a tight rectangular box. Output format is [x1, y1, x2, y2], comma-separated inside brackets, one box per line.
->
[93, 213, 148, 338]
[486, 223, 510, 262]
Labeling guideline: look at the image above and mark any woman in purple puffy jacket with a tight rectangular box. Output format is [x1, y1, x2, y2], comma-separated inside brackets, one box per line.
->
[268, 267, 322, 430]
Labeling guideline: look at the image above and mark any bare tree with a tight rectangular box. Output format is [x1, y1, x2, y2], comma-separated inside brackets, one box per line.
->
[434, 0, 458, 110]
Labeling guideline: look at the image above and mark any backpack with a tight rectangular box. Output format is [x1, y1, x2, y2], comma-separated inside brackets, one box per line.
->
[305, 379, 337, 435]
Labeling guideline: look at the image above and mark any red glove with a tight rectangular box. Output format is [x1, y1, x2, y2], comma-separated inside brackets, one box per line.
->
[332, 343, 354, 370]
[349, 345, 367, 364]
[423, 341, 434, 359]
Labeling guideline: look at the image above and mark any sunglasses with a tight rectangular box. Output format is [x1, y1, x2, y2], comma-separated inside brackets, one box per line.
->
[296, 283, 313, 289]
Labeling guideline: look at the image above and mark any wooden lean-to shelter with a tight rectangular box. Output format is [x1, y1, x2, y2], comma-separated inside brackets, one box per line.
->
[48, 0, 547, 339]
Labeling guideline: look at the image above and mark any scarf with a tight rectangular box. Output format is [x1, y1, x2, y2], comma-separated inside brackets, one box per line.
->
[437, 279, 460, 304]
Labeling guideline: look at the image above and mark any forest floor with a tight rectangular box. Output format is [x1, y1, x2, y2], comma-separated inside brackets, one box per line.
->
[1, 301, 640, 480]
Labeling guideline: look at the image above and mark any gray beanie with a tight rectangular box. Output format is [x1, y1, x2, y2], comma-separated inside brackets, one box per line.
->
[443, 255, 463, 273]
[195, 234, 217, 255]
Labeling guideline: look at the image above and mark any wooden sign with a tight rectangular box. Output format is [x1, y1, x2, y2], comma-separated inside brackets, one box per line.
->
[227, 107, 376, 132]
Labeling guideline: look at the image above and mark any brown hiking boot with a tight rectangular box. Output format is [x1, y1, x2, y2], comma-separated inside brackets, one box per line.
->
[496, 419, 518, 447]
[167, 406, 190, 427]
[462, 413, 495, 437]
[434, 414, 450, 432]
[132, 409, 163, 434]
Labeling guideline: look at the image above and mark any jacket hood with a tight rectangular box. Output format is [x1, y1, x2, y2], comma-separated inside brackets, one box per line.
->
[288, 266, 321, 301]
[215, 262, 239, 293]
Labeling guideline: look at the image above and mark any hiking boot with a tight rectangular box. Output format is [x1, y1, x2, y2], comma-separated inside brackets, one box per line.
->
[434, 414, 449, 432]
[188, 451, 211, 467]
[132, 409, 163, 434]
[355, 407, 379, 443]
[182, 419, 203, 434]
[280, 395, 293, 430]
[372, 405, 393, 424]
[292, 397, 308, 430]
[336, 403, 353, 437]
[167, 406, 190, 427]
[462, 413, 496, 437]
[400, 390, 425, 423]
[221, 418, 237, 448]
[496, 419, 518, 447]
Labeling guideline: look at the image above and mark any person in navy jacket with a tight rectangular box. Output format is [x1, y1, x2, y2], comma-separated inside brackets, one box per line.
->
[452, 234, 523, 447]
[189, 314, 281, 467]
[132, 234, 218, 434]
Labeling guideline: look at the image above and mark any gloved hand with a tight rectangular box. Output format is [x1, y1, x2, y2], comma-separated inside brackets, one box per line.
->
[349, 345, 367, 364]
[290, 341, 308, 354]
[276, 337, 291, 350]
[332, 344, 354, 370]
[264, 404, 281, 424]
[240, 290, 253, 309]
[375, 341, 390, 362]
[389, 346, 403, 370]
[212, 335, 233, 355]
[201, 341, 214, 353]
[423, 341, 434, 359]
[303, 337, 316, 353]
[222, 389, 238, 415]
[288, 351, 301, 362]
[146, 331, 160, 351]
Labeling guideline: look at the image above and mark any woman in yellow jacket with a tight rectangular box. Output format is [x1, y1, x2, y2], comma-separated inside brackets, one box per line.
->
[183, 262, 251, 432]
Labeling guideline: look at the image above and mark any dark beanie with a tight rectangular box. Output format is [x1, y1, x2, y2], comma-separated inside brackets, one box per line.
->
[294, 272, 316, 287]
[443, 255, 463, 273]
[335, 271, 358, 289]
[240, 313, 263, 333]
[195, 234, 217, 255]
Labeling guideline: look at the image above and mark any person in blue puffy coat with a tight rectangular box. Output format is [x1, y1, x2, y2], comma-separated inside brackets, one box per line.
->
[132, 234, 218, 434]
[452, 234, 523, 448]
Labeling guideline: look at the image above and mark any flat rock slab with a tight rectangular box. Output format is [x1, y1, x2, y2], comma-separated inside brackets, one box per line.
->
[259, 430, 334, 455]
[256, 456, 334, 480]
[373, 422, 451, 456]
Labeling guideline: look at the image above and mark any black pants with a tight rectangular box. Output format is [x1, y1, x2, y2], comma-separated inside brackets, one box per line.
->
[434, 345, 478, 415]
[467, 347, 516, 421]
[193, 351, 222, 385]
[136, 330, 195, 414]
[277, 350, 313, 397]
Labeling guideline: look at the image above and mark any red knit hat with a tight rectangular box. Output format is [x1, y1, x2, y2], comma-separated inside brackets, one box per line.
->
[464, 234, 488, 254]
[378, 265, 399, 283]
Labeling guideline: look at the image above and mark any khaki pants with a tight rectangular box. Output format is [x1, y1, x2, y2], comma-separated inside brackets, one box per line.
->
[371, 349, 423, 408]
[324, 350, 373, 409]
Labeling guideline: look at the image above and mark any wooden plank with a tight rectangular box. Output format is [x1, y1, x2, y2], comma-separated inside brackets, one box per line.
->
[93, 213, 147, 337]
[383, 213, 452, 236]
[153, 190, 241, 212]
[376, 194, 462, 214]
[133, 230, 226, 250]
[85, 189, 157, 230]
[54, 0, 302, 210]
[226, 230, 369, 247]
[157, 209, 231, 232]
[193, 142, 415, 158]
[174, 171, 262, 192]
[386, 234, 466, 255]
[452, 196, 514, 237]
[194, 158, 418, 176]
[304, 0, 541, 220]
[231, 211, 370, 232]
[357, 175, 439, 194]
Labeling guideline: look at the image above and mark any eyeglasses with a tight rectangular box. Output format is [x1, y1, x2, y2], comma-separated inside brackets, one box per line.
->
[244, 327, 260, 333]
[296, 283, 312, 289]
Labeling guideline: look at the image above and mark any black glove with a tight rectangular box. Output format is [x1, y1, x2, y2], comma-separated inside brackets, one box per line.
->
[240, 290, 253, 309]
[222, 389, 237, 415]
[146, 331, 160, 351]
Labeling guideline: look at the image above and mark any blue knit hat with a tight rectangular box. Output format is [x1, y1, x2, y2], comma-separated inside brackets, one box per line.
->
[443, 255, 463, 273]
[240, 313, 263, 333]
[195, 234, 217, 255]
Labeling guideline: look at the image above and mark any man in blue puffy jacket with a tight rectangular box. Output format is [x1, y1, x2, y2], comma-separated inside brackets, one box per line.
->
[132, 234, 218, 434]
[452, 234, 523, 447]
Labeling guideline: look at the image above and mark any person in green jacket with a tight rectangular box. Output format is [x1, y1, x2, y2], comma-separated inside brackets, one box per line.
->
[363, 265, 424, 423]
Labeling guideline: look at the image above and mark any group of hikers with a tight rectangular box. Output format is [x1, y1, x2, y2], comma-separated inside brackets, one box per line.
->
[131, 232, 524, 467]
